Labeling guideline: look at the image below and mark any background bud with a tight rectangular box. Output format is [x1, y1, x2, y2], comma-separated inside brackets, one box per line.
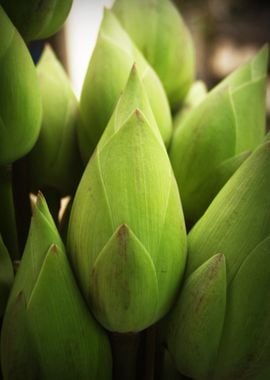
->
[0, 7, 42, 165]
[1, 0, 73, 42]
[169, 46, 268, 226]
[27, 45, 83, 197]
[112, 0, 196, 110]
[79, 9, 172, 163]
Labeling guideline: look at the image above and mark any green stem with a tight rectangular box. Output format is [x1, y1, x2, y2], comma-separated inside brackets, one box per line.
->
[110, 332, 142, 380]
[0, 165, 19, 260]
[12, 158, 32, 254]
[142, 326, 156, 380]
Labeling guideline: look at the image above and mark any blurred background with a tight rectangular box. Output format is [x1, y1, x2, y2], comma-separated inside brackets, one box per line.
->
[34, 0, 270, 127]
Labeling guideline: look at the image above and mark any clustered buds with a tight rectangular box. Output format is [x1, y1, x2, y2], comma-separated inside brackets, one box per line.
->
[0, 0, 269, 379]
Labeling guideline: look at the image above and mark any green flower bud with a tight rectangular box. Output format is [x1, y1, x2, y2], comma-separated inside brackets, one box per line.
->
[1, 0, 73, 42]
[0, 235, 14, 317]
[68, 66, 187, 333]
[173, 80, 207, 128]
[112, 0, 195, 110]
[169, 46, 268, 226]
[79, 9, 172, 163]
[0, 7, 42, 165]
[1, 193, 112, 379]
[27, 46, 83, 196]
[166, 142, 270, 380]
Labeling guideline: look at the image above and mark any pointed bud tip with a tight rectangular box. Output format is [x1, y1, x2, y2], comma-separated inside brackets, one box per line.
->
[116, 224, 129, 239]
[212, 253, 225, 264]
[36, 191, 45, 205]
[134, 108, 145, 121]
[127, 62, 140, 84]
[48, 244, 60, 256]
[131, 62, 138, 73]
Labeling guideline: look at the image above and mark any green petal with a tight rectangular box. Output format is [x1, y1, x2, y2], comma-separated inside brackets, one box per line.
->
[218, 45, 268, 89]
[186, 150, 250, 222]
[173, 80, 208, 129]
[8, 192, 64, 305]
[167, 254, 226, 380]
[28, 45, 83, 196]
[170, 86, 236, 223]
[213, 236, 270, 379]
[1, 292, 39, 380]
[187, 141, 270, 283]
[69, 108, 186, 331]
[90, 224, 159, 332]
[231, 77, 266, 153]
[0, 7, 42, 164]
[169, 47, 267, 226]
[98, 63, 163, 151]
[27, 245, 112, 379]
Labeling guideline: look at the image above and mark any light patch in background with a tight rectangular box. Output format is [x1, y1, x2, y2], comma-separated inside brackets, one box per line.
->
[66, 0, 113, 98]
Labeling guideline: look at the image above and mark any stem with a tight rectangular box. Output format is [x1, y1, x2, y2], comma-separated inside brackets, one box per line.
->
[109, 332, 142, 380]
[12, 158, 32, 255]
[142, 326, 156, 380]
[0, 165, 19, 260]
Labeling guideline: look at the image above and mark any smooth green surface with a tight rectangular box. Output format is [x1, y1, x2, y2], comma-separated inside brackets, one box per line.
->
[69, 68, 187, 332]
[213, 236, 270, 379]
[1, 194, 112, 379]
[167, 142, 270, 380]
[0, 7, 42, 165]
[28, 46, 83, 196]
[170, 46, 268, 225]
[187, 142, 270, 282]
[79, 9, 172, 163]
[1, 0, 73, 41]
[167, 254, 226, 380]
[112, 0, 195, 109]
